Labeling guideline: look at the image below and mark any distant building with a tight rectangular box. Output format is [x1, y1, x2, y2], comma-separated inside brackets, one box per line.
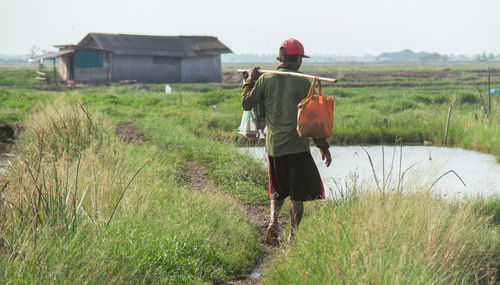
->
[30, 33, 232, 83]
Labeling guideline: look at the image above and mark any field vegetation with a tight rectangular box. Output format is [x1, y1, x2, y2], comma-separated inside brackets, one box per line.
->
[1, 62, 500, 283]
[0, 95, 266, 283]
[263, 186, 500, 284]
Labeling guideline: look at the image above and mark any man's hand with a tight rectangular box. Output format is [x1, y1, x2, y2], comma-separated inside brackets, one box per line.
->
[320, 148, 332, 167]
[249, 66, 262, 81]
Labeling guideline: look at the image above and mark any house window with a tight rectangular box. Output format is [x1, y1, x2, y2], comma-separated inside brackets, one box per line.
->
[74, 50, 103, 68]
[153, 56, 175, 64]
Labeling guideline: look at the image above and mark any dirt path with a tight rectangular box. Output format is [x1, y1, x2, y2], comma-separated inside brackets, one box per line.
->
[115, 122, 280, 283]
[115, 122, 145, 144]
[185, 160, 288, 285]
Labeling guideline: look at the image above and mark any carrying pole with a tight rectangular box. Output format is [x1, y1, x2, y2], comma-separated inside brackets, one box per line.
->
[237, 69, 337, 83]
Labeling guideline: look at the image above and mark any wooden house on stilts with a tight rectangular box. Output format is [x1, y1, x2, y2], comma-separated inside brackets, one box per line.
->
[30, 33, 232, 84]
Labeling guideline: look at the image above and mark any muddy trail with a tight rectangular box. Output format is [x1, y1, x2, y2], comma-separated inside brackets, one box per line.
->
[115, 121, 145, 144]
[115, 122, 283, 284]
[186, 159, 285, 284]
[187, 159, 295, 284]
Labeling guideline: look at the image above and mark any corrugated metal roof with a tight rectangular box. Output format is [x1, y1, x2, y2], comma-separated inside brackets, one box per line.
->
[29, 49, 74, 61]
[78, 33, 232, 57]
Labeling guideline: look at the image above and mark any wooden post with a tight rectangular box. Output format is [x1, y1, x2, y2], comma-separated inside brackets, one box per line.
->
[476, 85, 488, 116]
[38, 60, 43, 87]
[443, 104, 453, 146]
[108, 53, 112, 82]
[53, 59, 57, 85]
[488, 66, 491, 116]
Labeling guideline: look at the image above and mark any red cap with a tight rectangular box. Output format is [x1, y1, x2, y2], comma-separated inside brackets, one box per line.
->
[279, 38, 310, 58]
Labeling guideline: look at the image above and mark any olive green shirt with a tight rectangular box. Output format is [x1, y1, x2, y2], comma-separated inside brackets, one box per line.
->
[242, 68, 312, 157]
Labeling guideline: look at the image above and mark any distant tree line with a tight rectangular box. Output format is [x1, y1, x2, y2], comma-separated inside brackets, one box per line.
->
[0, 45, 54, 64]
[0, 48, 499, 64]
[222, 50, 500, 63]
[375, 49, 500, 62]
[0, 55, 29, 64]
[376, 49, 449, 62]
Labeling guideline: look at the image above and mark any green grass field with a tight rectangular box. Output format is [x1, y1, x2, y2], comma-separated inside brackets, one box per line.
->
[1, 62, 500, 283]
[0, 97, 266, 283]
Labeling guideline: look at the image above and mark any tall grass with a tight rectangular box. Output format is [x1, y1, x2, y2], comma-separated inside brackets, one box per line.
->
[0, 100, 260, 283]
[1, 100, 105, 239]
[263, 186, 500, 284]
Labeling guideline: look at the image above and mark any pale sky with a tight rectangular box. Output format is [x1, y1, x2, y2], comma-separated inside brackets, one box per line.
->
[0, 0, 498, 56]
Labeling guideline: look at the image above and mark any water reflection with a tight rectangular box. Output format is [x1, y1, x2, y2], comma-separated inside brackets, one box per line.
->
[240, 146, 500, 198]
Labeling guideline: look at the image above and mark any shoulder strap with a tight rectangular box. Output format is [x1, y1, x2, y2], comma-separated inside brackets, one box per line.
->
[306, 76, 323, 98]
[307, 76, 317, 98]
[317, 78, 323, 96]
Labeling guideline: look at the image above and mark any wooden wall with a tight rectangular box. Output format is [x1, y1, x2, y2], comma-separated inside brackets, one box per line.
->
[58, 55, 71, 81]
[180, 55, 221, 82]
[111, 55, 181, 82]
[72, 50, 109, 83]
[74, 67, 109, 82]
[69, 54, 222, 83]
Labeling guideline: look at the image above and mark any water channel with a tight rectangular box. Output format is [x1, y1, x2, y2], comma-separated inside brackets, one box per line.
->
[240, 146, 500, 199]
[2, 146, 499, 198]
[0, 153, 14, 175]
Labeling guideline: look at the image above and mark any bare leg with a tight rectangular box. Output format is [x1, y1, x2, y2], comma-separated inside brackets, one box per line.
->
[269, 199, 284, 229]
[289, 200, 304, 241]
[265, 199, 284, 246]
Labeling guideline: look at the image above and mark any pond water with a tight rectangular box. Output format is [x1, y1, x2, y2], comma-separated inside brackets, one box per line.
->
[0, 153, 13, 175]
[240, 146, 500, 199]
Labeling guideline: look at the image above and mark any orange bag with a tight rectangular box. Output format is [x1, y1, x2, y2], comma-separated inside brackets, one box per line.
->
[297, 76, 334, 138]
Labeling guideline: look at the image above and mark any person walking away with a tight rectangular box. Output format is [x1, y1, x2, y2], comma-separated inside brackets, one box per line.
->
[241, 38, 332, 246]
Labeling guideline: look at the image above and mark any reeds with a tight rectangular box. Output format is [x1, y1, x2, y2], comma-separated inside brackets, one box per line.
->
[265, 182, 500, 284]
[0, 99, 261, 283]
[0, 100, 146, 241]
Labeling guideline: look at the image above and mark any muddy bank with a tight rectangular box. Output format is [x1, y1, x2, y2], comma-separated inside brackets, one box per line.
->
[115, 122, 145, 144]
[0, 124, 22, 152]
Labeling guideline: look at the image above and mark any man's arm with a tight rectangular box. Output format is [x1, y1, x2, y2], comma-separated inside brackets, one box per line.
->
[313, 138, 332, 167]
[241, 67, 263, 111]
